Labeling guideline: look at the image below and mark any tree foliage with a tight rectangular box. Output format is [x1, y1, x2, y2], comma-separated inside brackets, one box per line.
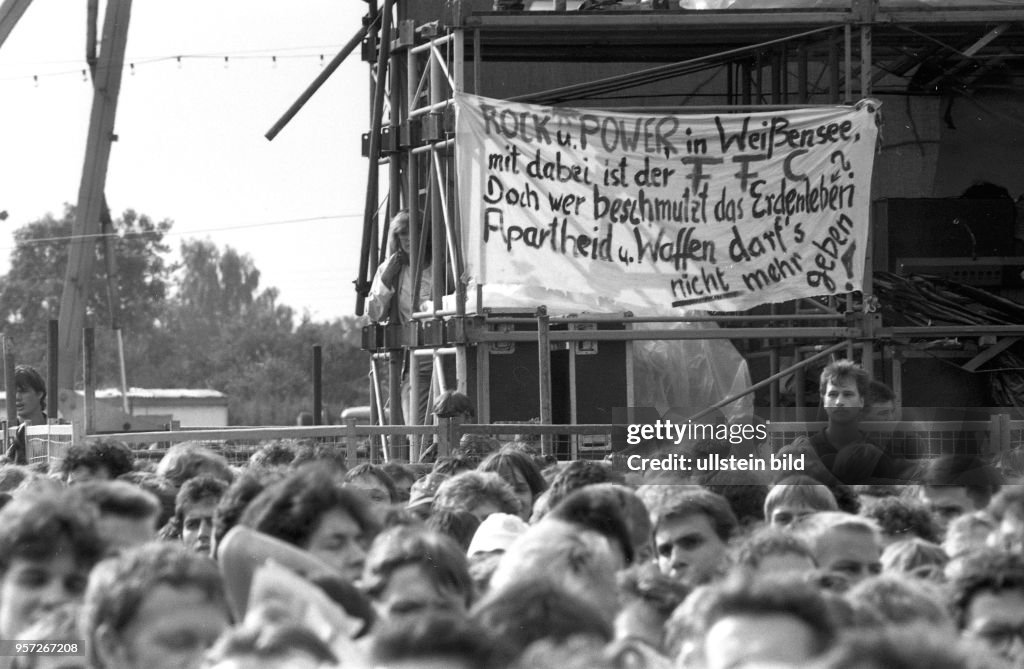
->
[0, 207, 369, 425]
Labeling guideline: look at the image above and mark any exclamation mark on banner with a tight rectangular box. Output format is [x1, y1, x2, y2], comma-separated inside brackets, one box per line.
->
[840, 241, 857, 291]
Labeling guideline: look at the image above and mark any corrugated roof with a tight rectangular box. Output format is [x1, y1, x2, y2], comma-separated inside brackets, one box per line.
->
[92, 388, 227, 400]
[1, 388, 226, 401]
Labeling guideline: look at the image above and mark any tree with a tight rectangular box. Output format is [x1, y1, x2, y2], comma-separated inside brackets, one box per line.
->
[0, 205, 172, 384]
[0, 209, 370, 425]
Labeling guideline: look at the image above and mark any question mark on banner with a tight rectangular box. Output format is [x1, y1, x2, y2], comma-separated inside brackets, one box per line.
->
[840, 241, 857, 291]
[830, 150, 852, 182]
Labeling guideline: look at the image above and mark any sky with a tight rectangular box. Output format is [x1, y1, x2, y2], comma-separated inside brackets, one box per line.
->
[0, 0, 374, 322]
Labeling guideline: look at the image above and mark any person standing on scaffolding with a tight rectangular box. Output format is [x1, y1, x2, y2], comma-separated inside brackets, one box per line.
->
[5, 365, 47, 464]
[368, 210, 433, 429]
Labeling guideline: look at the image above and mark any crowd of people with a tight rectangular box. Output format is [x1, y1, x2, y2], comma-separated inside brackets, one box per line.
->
[1, 360, 1023, 668]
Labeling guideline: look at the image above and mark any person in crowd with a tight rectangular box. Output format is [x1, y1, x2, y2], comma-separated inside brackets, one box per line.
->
[732, 525, 817, 577]
[6, 365, 47, 464]
[431, 470, 520, 521]
[473, 578, 613, 664]
[477, 447, 548, 523]
[0, 463, 35, 494]
[343, 463, 398, 508]
[453, 434, 501, 468]
[431, 456, 473, 477]
[201, 622, 338, 669]
[654, 489, 736, 587]
[210, 467, 286, 558]
[808, 626, 994, 669]
[174, 474, 229, 556]
[880, 537, 949, 581]
[62, 441, 135, 484]
[701, 470, 769, 530]
[240, 467, 379, 584]
[948, 548, 1024, 666]
[864, 379, 898, 421]
[156, 442, 233, 489]
[361, 525, 473, 627]
[81, 542, 232, 669]
[612, 562, 688, 661]
[10, 602, 86, 669]
[918, 454, 1003, 536]
[70, 480, 161, 555]
[794, 511, 882, 592]
[845, 573, 954, 630]
[490, 517, 622, 613]
[0, 490, 104, 641]
[861, 495, 941, 546]
[944, 511, 996, 561]
[543, 460, 623, 516]
[370, 613, 498, 669]
[117, 470, 177, 531]
[247, 440, 302, 469]
[513, 637, 620, 669]
[380, 462, 416, 504]
[809, 360, 911, 484]
[684, 575, 837, 669]
[406, 472, 449, 520]
[466, 512, 528, 595]
[545, 485, 637, 567]
[426, 508, 480, 553]
[763, 476, 839, 527]
[986, 484, 1024, 552]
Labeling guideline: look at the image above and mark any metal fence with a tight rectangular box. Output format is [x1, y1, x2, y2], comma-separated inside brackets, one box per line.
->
[7, 414, 1021, 471]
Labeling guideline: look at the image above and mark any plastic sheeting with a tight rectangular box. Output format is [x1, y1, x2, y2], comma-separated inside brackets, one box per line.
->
[448, 283, 754, 423]
[631, 321, 753, 424]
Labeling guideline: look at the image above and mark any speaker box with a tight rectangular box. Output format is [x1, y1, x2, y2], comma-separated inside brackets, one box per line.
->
[873, 198, 1015, 273]
[463, 314, 633, 426]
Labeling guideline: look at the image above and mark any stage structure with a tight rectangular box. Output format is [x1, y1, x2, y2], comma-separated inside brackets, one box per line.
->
[318, 0, 1024, 457]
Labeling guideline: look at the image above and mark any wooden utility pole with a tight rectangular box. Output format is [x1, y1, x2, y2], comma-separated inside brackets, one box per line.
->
[56, 0, 132, 411]
[0, 0, 32, 49]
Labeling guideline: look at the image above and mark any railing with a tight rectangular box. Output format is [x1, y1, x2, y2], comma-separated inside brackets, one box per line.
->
[56, 415, 1024, 469]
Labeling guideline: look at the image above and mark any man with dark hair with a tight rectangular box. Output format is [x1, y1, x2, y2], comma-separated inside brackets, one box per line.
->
[810, 359, 910, 484]
[362, 525, 473, 626]
[688, 575, 837, 669]
[70, 480, 161, 554]
[6, 364, 47, 464]
[948, 549, 1024, 666]
[654, 489, 736, 586]
[240, 467, 380, 584]
[81, 542, 232, 669]
[544, 460, 623, 514]
[175, 474, 229, 556]
[62, 440, 135, 483]
[919, 455, 1003, 536]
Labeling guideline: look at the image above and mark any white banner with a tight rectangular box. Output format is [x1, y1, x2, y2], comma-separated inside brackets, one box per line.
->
[456, 93, 881, 312]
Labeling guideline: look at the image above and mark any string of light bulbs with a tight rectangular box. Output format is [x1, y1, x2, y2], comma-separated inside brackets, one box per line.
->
[0, 47, 347, 85]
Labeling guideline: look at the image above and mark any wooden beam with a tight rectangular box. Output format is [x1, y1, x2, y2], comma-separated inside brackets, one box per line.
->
[56, 0, 132, 400]
[0, 0, 32, 49]
[963, 336, 1021, 373]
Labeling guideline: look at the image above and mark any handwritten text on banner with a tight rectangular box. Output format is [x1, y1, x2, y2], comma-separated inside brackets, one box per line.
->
[456, 93, 881, 312]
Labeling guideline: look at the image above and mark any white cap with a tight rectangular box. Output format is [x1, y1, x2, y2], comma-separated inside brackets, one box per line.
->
[467, 512, 528, 557]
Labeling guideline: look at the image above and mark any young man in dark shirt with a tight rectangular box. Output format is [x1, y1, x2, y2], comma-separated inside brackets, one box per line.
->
[809, 360, 910, 485]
